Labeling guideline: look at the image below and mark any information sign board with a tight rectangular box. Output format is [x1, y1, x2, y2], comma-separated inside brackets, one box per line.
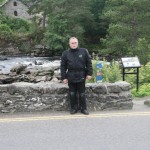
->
[121, 56, 141, 91]
[121, 57, 141, 68]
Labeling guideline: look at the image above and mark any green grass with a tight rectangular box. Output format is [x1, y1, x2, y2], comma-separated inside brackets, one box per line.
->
[132, 84, 150, 97]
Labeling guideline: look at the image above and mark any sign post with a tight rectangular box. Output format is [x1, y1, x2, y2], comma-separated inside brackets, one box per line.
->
[121, 57, 141, 91]
[96, 62, 103, 82]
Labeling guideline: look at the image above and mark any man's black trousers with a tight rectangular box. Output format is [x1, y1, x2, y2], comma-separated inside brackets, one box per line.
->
[68, 81, 87, 111]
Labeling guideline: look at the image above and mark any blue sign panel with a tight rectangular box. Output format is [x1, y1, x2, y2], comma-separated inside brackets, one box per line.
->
[96, 62, 103, 82]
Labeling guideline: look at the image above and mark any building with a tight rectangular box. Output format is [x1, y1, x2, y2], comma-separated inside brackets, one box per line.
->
[0, 0, 32, 20]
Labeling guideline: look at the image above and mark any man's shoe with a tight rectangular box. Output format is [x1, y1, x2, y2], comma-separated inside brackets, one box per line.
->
[81, 109, 89, 115]
[70, 109, 78, 114]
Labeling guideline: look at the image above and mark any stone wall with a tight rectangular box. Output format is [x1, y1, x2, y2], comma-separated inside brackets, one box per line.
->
[2, 0, 31, 20]
[0, 81, 133, 113]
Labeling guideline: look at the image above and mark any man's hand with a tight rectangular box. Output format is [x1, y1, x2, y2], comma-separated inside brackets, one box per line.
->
[63, 79, 68, 84]
[86, 75, 92, 80]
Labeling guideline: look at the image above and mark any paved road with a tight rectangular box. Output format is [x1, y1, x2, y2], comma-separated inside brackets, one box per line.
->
[0, 99, 150, 150]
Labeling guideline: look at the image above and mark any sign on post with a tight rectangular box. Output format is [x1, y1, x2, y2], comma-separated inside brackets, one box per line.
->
[121, 57, 141, 68]
[121, 56, 141, 91]
[96, 62, 103, 82]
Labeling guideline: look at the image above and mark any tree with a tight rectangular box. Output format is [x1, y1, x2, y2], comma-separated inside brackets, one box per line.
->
[44, 0, 95, 54]
[25, 0, 51, 30]
[85, 0, 107, 45]
[101, 0, 150, 64]
[23, 0, 108, 54]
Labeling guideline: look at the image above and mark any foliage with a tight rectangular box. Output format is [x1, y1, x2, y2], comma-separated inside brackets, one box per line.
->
[44, 0, 94, 53]
[139, 62, 150, 84]
[0, 15, 32, 44]
[0, 15, 30, 32]
[19, 42, 32, 53]
[131, 38, 150, 65]
[83, 0, 107, 45]
[123, 62, 150, 97]
[28, 22, 44, 44]
[101, 59, 122, 83]
[101, 0, 150, 64]
[44, 13, 71, 54]
[87, 57, 122, 83]
[0, 0, 5, 5]
[1, 0, 108, 53]
[26, 0, 107, 53]
[0, 24, 13, 40]
[132, 84, 150, 97]
[1, 0, 150, 64]
[0, 13, 42, 51]
[124, 62, 150, 87]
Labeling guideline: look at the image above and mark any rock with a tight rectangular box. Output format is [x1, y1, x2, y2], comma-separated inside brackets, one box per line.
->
[0, 75, 15, 84]
[51, 77, 59, 82]
[0, 56, 7, 61]
[30, 98, 38, 102]
[10, 64, 27, 74]
[35, 45, 45, 49]
[53, 69, 61, 78]
[91, 84, 108, 94]
[35, 76, 51, 82]
[6, 100, 13, 105]
[26, 67, 54, 77]
[34, 60, 44, 65]
[0, 65, 5, 68]
[0, 104, 4, 108]
[16, 74, 30, 82]
[144, 100, 150, 107]
[21, 70, 31, 74]
[9, 72, 17, 76]
[34, 103, 43, 108]
[1, 110, 10, 113]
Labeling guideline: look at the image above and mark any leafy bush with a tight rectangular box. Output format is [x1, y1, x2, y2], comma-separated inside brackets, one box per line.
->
[139, 62, 150, 84]
[131, 38, 150, 66]
[124, 62, 150, 87]
[1, 17, 30, 32]
[19, 42, 32, 53]
[0, 24, 13, 39]
[101, 59, 122, 83]
[132, 84, 150, 97]
[122, 62, 150, 97]
[87, 59, 122, 83]
[0, 14, 42, 51]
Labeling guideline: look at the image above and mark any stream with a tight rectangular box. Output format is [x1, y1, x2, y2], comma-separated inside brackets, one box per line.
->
[0, 56, 61, 74]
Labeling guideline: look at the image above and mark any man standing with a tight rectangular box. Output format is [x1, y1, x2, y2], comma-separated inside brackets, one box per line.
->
[61, 37, 93, 115]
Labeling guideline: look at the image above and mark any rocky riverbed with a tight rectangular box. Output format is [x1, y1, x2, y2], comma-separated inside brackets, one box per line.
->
[0, 56, 61, 84]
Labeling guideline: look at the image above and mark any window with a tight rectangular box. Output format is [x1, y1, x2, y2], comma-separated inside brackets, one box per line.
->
[14, 11, 18, 16]
[14, 1, 17, 6]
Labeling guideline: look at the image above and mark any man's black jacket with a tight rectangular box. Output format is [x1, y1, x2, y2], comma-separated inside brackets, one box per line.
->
[61, 48, 93, 83]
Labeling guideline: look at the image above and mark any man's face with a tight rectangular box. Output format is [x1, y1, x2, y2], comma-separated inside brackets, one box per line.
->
[69, 38, 78, 49]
